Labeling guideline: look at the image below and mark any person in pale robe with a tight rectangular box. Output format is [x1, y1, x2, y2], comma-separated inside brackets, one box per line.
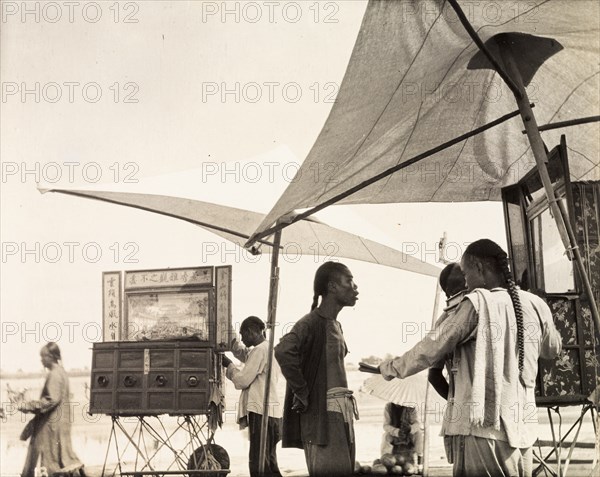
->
[19, 342, 83, 477]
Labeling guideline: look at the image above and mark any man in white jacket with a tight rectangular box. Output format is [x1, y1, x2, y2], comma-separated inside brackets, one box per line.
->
[222, 316, 282, 477]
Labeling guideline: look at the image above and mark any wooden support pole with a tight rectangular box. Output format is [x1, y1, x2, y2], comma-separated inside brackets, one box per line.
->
[522, 115, 600, 134]
[447, 0, 522, 99]
[422, 233, 448, 477]
[258, 229, 282, 475]
[499, 39, 600, 336]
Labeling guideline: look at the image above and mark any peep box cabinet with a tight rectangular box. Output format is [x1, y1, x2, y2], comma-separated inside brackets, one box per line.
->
[90, 265, 232, 416]
[90, 340, 219, 415]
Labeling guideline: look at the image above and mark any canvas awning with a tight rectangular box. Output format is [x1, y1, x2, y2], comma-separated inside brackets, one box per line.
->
[40, 188, 441, 277]
[249, 0, 599, 243]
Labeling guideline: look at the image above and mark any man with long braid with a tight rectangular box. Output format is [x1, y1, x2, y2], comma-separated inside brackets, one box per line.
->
[379, 239, 562, 477]
[274, 262, 359, 476]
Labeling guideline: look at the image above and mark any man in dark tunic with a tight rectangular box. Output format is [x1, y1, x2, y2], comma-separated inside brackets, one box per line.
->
[274, 262, 359, 477]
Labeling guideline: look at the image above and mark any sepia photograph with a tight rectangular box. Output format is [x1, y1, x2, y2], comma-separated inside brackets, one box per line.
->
[2, 1, 599, 476]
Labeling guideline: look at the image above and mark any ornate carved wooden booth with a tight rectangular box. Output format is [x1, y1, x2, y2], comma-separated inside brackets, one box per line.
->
[502, 136, 599, 473]
[90, 265, 233, 477]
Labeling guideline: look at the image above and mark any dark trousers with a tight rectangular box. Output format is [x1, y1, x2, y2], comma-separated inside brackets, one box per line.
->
[248, 412, 282, 477]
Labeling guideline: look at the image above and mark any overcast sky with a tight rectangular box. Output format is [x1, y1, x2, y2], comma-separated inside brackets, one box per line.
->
[0, 1, 507, 372]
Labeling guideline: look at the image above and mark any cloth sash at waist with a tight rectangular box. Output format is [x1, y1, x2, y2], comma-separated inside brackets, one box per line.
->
[326, 387, 360, 442]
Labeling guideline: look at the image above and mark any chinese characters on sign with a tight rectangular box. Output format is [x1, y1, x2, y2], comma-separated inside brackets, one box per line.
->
[124, 267, 213, 290]
[102, 271, 122, 341]
[103, 266, 231, 346]
[216, 266, 232, 350]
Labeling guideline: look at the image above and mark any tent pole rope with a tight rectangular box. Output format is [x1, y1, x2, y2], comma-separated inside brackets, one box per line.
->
[499, 41, 600, 335]
[245, 107, 524, 247]
[258, 228, 282, 475]
[447, 0, 522, 100]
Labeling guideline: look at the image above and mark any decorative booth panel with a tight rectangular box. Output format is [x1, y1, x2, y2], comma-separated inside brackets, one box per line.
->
[502, 137, 599, 406]
[538, 348, 581, 401]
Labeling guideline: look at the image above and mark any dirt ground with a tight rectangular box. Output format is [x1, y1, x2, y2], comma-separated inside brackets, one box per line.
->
[2, 374, 597, 477]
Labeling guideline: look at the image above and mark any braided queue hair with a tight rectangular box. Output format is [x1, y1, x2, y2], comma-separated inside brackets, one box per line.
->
[311, 261, 350, 311]
[464, 239, 525, 376]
